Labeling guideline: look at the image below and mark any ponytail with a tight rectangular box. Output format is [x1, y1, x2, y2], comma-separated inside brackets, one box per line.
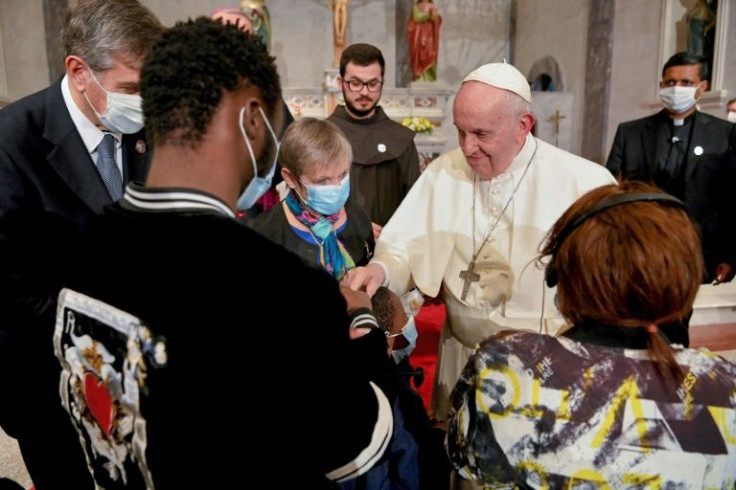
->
[646, 323, 684, 386]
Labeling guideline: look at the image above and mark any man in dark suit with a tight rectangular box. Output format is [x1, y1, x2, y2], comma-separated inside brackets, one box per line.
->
[606, 51, 736, 285]
[0, 1, 163, 488]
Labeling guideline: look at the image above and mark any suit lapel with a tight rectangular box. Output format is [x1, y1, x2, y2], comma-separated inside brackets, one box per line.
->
[685, 112, 708, 181]
[43, 80, 111, 213]
[642, 112, 663, 175]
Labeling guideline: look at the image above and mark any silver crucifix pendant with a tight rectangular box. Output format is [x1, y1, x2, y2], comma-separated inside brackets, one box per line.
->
[459, 261, 480, 301]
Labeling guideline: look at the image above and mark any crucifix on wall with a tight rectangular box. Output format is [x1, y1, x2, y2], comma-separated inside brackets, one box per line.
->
[332, 0, 349, 68]
[533, 92, 574, 152]
[546, 110, 566, 147]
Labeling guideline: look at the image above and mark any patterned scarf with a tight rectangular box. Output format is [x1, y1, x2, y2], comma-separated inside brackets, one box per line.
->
[285, 191, 355, 280]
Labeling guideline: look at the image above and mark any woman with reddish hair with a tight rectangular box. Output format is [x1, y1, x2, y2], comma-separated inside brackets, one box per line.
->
[447, 181, 736, 489]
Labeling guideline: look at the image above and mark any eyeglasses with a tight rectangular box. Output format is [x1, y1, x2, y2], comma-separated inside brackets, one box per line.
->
[344, 78, 383, 92]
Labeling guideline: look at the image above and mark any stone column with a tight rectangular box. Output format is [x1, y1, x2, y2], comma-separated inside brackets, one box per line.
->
[396, 0, 412, 87]
[581, 0, 615, 164]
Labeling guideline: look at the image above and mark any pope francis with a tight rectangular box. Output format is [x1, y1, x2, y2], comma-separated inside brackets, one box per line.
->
[344, 62, 616, 419]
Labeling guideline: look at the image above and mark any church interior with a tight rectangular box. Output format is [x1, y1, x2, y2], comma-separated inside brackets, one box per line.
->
[1, 0, 736, 486]
[2, 0, 735, 162]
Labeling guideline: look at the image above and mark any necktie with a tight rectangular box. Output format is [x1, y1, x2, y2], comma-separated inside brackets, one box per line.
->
[96, 133, 123, 201]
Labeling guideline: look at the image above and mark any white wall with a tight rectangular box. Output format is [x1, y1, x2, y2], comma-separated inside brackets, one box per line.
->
[431, 0, 510, 86]
[0, 0, 49, 101]
[514, 0, 589, 156]
[0, 0, 507, 111]
[606, 0, 663, 155]
[140, 0, 397, 90]
[715, 0, 735, 113]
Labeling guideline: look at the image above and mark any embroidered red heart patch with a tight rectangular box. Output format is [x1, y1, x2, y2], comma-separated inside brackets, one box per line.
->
[84, 372, 113, 437]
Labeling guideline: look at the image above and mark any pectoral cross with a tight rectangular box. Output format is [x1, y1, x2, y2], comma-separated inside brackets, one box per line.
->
[459, 261, 480, 301]
[546, 110, 566, 147]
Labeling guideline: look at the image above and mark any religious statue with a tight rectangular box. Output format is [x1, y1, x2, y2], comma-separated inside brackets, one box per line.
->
[686, 0, 716, 87]
[332, 0, 349, 68]
[407, 0, 442, 82]
[241, 0, 272, 49]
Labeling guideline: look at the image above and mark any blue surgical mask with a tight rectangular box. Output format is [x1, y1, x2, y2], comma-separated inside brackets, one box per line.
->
[84, 68, 144, 134]
[389, 315, 418, 364]
[237, 106, 280, 210]
[299, 175, 350, 216]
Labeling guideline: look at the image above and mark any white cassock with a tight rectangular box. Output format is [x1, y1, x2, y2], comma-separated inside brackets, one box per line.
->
[373, 134, 617, 417]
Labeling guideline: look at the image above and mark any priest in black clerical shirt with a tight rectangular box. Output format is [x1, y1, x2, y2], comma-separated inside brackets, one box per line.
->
[606, 51, 736, 285]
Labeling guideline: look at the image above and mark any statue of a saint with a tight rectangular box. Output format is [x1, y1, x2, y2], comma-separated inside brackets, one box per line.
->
[407, 0, 442, 82]
[687, 0, 716, 54]
[686, 0, 716, 85]
[241, 0, 272, 49]
[332, 0, 349, 68]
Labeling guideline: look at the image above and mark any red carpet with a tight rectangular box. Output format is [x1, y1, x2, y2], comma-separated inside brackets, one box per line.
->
[409, 301, 445, 413]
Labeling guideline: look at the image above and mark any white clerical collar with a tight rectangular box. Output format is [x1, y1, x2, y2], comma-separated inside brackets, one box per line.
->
[505, 133, 536, 177]
[60, 74, 121, 153]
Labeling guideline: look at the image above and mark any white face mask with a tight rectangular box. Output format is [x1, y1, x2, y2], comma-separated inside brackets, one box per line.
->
[237, 106, 280, 210]
[659, 86, 698, 114]
[728, 111, 736, 124]
[84, 69, 144, 134]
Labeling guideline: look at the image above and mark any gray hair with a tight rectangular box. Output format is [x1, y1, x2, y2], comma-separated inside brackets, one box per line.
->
[279, 118, 353, 178]
[502, 90, 531, 119]
[62, 0, 163, 72]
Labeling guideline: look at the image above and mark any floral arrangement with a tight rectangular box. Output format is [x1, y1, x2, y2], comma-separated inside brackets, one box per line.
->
[402, 116, 433, 134]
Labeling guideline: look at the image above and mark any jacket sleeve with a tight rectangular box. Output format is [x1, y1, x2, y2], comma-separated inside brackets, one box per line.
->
[605, 125, 625, 179]
[719, 122, 736, 267]
[0, 146, 32, 241]
[323, 380, 394, 483]
[300, 268, 394, 483]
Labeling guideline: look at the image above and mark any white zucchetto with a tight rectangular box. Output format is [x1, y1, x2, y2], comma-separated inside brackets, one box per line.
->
[463, 62, 532, 103]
